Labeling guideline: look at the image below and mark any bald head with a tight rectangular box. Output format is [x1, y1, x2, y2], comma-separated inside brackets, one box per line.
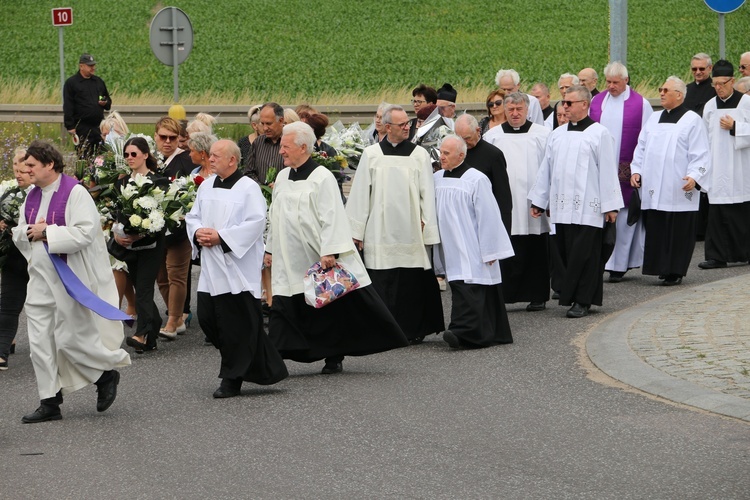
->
[578, 68, 598, 92]
[209, 139, 240, 179]
[454, 114, 481, 149]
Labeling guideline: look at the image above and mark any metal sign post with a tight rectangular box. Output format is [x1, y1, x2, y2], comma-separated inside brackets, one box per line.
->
[52, 7, 73, 103]
[609, 0, 628, 65]
[149, 7, 193, 103]
[704, 0, 746, 59]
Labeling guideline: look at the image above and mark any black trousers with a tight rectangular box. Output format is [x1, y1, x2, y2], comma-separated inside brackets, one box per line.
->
[0, 248, 28, 359]
[123, 236, 165, 346]
[198, 291, 288, 385]
[556, 224, 604, 307]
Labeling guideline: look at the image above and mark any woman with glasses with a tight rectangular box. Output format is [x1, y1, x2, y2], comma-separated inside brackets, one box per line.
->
[116, 137, 169, 353]
[0, 148, 32, 370]
[479, 90, 507, 136]
[153, 117, 196, 340]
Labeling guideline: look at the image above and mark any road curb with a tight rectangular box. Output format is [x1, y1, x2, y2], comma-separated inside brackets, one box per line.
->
[586, 274, 750, 422]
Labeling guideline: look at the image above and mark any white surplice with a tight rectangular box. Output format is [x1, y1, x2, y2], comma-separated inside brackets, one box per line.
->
[484, 122, 551, 235]
[702, 93, 750, 204]
[433, 167, 514, 285]
[630, 110, 711, 212]
[346, 143, 439, 269]
[528, 120, 623, 227]
[185, 175, 266, 298]
[268, 165, 370, 297]
[12, 176, 130, 399]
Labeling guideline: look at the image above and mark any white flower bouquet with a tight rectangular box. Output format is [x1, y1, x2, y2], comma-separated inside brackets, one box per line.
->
[115, 173, 166, 235]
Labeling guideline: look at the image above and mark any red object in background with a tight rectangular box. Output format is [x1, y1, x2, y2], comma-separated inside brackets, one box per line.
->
[52, 8, 73, 27]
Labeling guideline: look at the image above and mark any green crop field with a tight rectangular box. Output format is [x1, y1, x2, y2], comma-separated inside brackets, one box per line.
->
[1, 0, 748, 105]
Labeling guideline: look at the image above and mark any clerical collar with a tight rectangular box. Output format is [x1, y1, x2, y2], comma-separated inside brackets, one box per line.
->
[694, 77, 712, 86]
[41, 173, 63, 193]
[380, 139, 417, 156]
[212, 168, 243, 189]
[444, 161, 470, 178]
[501, 121, 532, 134]
[716, 91, 742, 109]
[289, 157, 318, 181]
[659, 104, 689, 123]
[567, 116, 595, 131]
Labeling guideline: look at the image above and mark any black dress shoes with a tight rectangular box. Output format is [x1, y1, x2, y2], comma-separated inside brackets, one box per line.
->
[608, 271, 625, 283]
[526, 302, 546, 312]
[566, 303, 590, 318]
[213, 378, 242, 398]
[662, 275, 683, 286]
[22, 401, 62, 424]
[321, 361, 343, 374]
[551, 291, 560, 300]
[95, 370, 120, 412]
[443, 330, 462, 348]
[409, 336, 425, 345]
[698, 259, 727, 270]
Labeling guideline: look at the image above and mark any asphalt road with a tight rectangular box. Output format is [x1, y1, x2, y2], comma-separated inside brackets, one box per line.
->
[1, 242, 749, 499]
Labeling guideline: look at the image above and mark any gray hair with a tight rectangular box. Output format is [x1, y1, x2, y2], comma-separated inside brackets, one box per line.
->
[505, 91, 529, 107]
[382, 104, 406, 125]
[283, 121, 316, 151]
[692, 53, 713, 66]
[455, 113, 479, 129]
[495, 69, 520, 87]
[13, 147, 27, 160]
[187, 132, 218, 155]
[565, 85, 592, 103]
[558, 73, 580, 86]
[377, 101, 391, 115]
[665, 76, 687, 94]
[442, 134, 467, 155]
[603, 61, 629, 79]
[218, 140, 242, 165]
[735, 76, 750, 93]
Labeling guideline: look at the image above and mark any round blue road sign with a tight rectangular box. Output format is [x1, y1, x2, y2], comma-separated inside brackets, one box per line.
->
[704, 0, 745, 13]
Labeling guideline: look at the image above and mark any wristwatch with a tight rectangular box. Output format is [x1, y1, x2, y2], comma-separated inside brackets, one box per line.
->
[41, 229, 47, 239]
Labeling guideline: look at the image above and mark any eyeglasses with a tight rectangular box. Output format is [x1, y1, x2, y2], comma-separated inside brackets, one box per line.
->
[388, 120, 411, 129]
[158, 133, 178, 142]
[487, 100, 504, 108]
[741, 65, 748, 71]
[691, 66, 707, 72]
[123, 152, 139, 158]
[658, 87, 681, 94]
[411, 99, 426, 104]
[561, 100, 585, 107]
[711, 78, 734, 88]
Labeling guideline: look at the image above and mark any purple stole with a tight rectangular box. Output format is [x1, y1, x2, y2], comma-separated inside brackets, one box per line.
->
[590, 89, 644, 208]
[24, 173, 80, 241]
[23, 174, 133, 326]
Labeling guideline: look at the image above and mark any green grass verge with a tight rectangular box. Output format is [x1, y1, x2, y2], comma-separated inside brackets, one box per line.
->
[1, 0, 747, 104]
